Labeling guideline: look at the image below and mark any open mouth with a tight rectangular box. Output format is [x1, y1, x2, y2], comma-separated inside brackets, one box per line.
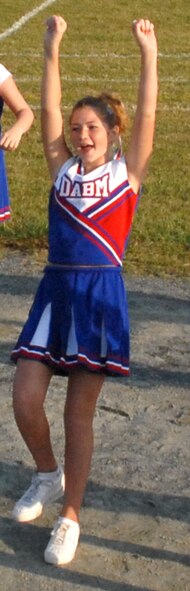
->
[80, 144, 94, 152]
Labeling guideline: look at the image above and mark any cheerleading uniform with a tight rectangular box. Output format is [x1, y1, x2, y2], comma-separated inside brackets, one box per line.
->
[11, 154, 139, 376]
[0, 64, 12, 223]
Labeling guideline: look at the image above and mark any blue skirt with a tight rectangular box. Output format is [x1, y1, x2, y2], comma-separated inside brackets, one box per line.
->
[0, 147, 10, 223]
[11, 266, 130, 376]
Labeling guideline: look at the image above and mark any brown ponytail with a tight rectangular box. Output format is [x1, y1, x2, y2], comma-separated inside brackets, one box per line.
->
[98, 93, 128, 134]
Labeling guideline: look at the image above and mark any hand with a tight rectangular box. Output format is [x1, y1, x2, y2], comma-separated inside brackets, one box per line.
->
[44, 15, 67, 54]
[0, 125, 23, 151]
[132, 19, 157, 55]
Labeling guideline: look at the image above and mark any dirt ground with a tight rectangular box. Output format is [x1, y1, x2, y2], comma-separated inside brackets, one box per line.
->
[0, 251, 190, 591]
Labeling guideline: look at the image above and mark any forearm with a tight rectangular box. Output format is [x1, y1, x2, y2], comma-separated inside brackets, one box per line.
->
[12, 107, 34, 134]
[41, 48, 62, 112]
[136, 49, 158, 120]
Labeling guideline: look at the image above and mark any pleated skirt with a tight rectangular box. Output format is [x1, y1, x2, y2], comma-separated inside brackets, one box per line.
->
[11, 266, 130, 376]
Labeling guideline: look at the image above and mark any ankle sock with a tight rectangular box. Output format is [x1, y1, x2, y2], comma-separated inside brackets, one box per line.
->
[37, 467, 62, 480]
[59, 517, 79, 528]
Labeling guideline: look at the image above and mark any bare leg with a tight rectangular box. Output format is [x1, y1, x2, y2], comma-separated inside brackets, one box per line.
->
[61, 368, 104, 523]
[13, 359, 57, 472]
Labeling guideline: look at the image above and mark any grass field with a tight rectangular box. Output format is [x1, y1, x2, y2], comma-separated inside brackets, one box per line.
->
[0, 0, 189, 276]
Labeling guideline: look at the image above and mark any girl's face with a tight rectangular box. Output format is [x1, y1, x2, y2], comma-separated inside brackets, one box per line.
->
[70, 106, 118, 173]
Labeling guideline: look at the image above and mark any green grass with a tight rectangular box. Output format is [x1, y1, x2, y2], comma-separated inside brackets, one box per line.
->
[0, 0, 189, 277]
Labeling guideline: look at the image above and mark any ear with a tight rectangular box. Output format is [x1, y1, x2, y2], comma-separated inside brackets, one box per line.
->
[110, 125, 120, 144]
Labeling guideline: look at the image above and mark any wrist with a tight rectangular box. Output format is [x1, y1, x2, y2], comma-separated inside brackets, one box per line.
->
[44, 44, 60, 61]
[13, 123, 24, 135]
[140, 46, 157, 62]
[140, 49, 158, 70]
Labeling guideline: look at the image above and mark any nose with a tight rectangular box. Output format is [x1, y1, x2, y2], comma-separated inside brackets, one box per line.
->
[80, 126, 88, 141]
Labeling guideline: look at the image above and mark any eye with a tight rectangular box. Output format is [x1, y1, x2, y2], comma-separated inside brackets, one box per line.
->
[71, 126, 80, 132]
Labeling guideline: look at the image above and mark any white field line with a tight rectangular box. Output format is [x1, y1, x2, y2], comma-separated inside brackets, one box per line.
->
[15, 75, 190, 84]
[0, 0, 57, 41]
[0, 51, 190, 60]
[26, 104, 190, 113]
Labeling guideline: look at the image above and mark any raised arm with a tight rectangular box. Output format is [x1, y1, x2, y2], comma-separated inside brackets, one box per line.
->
[126, 19, 158, 194]
[41, 15, 71, 182]
[0, 77, 34, 151]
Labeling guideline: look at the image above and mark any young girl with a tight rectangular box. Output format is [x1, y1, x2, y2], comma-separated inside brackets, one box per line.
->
[11, 15, 158, 566]
[0, 63, 34, 222]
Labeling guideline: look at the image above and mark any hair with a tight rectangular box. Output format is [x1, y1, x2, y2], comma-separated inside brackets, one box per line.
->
[69, 93, 128, 135]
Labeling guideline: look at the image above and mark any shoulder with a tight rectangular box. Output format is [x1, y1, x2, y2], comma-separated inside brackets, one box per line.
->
[0, 64, 12, 86]
[111, 153, 139, 196]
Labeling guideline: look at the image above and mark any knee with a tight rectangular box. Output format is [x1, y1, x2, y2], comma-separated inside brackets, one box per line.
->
[13, 380, 43, 422]
[64, 404, 94, 432]
[12, 361, 48, 419]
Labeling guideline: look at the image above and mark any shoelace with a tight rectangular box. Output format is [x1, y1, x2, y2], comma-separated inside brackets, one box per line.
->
[51, 522, 69, 544]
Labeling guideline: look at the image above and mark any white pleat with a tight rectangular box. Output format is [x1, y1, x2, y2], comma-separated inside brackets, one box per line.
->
[66, 308, 78, 355]
[30, 302, 51, 347]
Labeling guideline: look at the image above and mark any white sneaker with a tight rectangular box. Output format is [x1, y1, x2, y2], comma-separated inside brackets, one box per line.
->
[44, 517, 80, 565]
[12, 467, 65, 523]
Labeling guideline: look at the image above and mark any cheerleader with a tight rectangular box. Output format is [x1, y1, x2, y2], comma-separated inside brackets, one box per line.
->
[11, 15, 158, 566]
[0, 63, 34, 222]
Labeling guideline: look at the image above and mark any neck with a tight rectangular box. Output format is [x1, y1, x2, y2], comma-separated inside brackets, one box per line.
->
[81, 148, 118, 175]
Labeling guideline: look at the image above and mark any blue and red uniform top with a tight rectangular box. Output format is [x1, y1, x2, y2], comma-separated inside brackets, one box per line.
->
[48, 154, 139, 266]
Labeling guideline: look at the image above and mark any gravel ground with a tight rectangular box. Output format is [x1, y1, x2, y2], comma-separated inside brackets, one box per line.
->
[0, 252, 190, 591]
